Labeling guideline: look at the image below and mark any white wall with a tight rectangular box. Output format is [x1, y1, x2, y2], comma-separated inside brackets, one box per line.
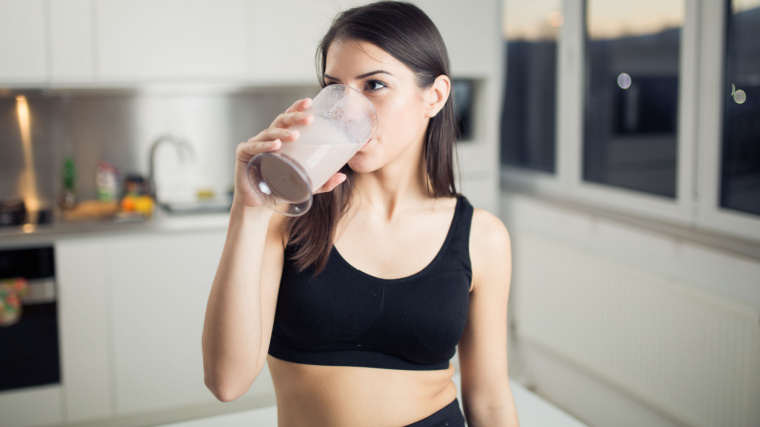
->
[500, 191, 760, 427]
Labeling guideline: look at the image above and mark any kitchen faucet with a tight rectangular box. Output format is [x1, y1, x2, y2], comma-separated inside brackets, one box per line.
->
[147, 134, 195, 200]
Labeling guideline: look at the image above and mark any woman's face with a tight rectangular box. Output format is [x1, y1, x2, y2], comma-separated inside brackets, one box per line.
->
[323, 40, 432, 174]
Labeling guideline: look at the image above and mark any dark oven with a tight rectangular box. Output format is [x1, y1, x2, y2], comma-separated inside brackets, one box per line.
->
[0, 246, 61, 392]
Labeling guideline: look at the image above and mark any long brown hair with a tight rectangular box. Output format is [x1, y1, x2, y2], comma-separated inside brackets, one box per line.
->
[286, 1, 459, 274]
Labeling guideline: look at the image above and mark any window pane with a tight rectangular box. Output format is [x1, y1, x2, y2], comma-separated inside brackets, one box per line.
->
[500, 0, 561, 173]
[721, 0, 760, 216]
[583, 1, 684, 198]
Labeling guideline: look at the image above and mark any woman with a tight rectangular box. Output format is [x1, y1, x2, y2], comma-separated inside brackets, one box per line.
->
[202, 2, 519, 426]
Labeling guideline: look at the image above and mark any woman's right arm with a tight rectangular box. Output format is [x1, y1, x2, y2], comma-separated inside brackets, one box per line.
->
[202, 99, 347, 402]
[201, 99, 307, 402]
[202, 198, 282, 402]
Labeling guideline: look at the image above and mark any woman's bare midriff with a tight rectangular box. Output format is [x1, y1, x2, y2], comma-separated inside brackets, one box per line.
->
[267, 355, 459, 426]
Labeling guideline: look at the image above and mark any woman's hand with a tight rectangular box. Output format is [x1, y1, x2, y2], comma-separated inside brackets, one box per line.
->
[233, 98, 348, 209]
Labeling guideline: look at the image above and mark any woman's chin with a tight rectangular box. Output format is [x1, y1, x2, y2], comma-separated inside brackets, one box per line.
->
[347, 156, 378, 174]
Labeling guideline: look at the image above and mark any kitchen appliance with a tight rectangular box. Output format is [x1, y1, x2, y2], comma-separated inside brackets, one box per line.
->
[0, 199, 53, 228]
[0, 199, 26, 227]
[0, 246, 60, 392]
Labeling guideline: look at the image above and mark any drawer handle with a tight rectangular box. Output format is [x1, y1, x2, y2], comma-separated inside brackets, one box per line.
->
[21, 278, 57, 304]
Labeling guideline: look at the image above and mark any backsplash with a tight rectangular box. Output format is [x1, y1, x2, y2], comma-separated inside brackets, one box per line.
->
[0, 86, 319, 210]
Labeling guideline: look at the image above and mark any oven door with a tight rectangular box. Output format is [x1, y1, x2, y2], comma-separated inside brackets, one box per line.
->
[0, 247, 61, 392]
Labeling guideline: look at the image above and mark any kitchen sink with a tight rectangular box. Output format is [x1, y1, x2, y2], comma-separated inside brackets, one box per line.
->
[159, 199, 231, 215]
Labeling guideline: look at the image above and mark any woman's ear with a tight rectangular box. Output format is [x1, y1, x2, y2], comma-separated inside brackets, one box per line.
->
[424, 75, 451, 118]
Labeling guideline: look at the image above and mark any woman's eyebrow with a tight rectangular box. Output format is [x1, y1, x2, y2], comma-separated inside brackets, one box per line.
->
[324, 70, 394, 82]
[356, 70, 393, 79]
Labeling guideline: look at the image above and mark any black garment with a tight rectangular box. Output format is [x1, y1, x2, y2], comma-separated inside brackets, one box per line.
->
[405, 399, 466, 427]
[269, 196, 474, 371]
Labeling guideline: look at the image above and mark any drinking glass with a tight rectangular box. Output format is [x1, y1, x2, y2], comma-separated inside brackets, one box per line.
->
[247, 84, 377, 216]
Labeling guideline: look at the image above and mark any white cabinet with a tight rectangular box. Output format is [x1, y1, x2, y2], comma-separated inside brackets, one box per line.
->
[0, 386, 62, 427]
[106, 230, 230, 415]
[340, 0, 500, 78]
[249, 0, 342, 84]
[95, 0, 253, 82]
[12, 227, 276, 425]
[0, 0, 47, 83]
[0, 0, 501, 86]
[49, 0, 95, 82]
[56, 239, 113, 423]
[416, 0, 500, 78]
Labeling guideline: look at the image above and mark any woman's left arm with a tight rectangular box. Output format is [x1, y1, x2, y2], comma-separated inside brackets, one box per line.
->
[457, 208, 520, 426]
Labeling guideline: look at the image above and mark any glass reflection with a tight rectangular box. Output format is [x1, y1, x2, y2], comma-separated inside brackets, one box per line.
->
[721, 0, 760, 216]
[500, 0, 561, 173]
[583, 0, 684, 198]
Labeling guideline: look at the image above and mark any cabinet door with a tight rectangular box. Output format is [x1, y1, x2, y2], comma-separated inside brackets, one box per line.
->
[0, 0, 47, 83]
[49, 0, 95, 82]
[339, 0, 500, 78]
[250, 0, 342, 84]
[107, 230, 235, 415]
[414, 0, 500, 78]
[0, 386, 62, 427]
[56, 239, 113, 423]
[95, 0, 252, 82]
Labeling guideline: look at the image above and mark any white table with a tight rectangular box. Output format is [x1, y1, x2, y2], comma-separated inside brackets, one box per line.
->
[159, 377, 587, 427]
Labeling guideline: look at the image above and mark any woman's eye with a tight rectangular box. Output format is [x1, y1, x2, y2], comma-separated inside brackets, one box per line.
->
[365, 80, 386, 91]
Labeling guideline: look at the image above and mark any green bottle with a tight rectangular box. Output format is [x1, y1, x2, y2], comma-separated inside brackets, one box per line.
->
[61, 156, 76, 209]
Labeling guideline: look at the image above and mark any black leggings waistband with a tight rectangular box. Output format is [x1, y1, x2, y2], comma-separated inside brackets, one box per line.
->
[404, 398, 465, 427]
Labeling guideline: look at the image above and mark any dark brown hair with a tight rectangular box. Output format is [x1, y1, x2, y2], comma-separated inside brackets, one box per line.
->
[286, 1, 459, 274]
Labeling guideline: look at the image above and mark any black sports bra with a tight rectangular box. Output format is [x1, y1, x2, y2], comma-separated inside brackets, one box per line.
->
[268, 196, 473, 371]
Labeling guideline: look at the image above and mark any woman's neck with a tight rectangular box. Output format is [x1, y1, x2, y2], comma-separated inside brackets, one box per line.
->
[351, 151, 430, 221]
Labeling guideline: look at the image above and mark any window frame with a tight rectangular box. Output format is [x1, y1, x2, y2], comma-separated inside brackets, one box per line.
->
[695, 0, 760, 241]
[501, 0, 760, 242]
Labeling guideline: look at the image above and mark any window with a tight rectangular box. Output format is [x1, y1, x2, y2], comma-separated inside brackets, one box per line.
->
[500, 0, 561, 173]
[500, 0, 760, 241]
[583, 0, 685, 198]
[721, 0, 760, 216]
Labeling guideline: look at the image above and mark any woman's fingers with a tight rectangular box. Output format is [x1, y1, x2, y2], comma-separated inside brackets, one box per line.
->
[271, 111, 313, 129]
[251, 128, 300, 144]
[236, 138, 281, 162]
[272, 98, 314, 128]
[284, 98, 312, 113]
[315, 173, 347, 194]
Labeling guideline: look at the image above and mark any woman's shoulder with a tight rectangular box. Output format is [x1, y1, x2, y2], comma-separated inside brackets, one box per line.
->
[467, 205, 512, 292]
[469, 204, 511, 256]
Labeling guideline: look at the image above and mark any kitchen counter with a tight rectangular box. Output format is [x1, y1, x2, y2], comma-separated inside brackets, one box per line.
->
[2, 217, 248, 427]
[0, 211, 230, 248]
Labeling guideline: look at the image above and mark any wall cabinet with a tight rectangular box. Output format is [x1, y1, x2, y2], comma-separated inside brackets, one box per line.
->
[49, 0, 95, 82]
[0, 0, 500, 86]
[0, 0, 96, 84]
[249, 0, 342, 84]
[95, 0, 252, 82]
[416, 0, 500, 78]
[0, 0, 256, 86]
[0, 0, 47, 84]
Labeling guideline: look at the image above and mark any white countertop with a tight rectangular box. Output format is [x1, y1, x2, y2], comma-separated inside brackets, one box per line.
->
[0, 211, 230, 247]
[159, 377, 588, 427]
